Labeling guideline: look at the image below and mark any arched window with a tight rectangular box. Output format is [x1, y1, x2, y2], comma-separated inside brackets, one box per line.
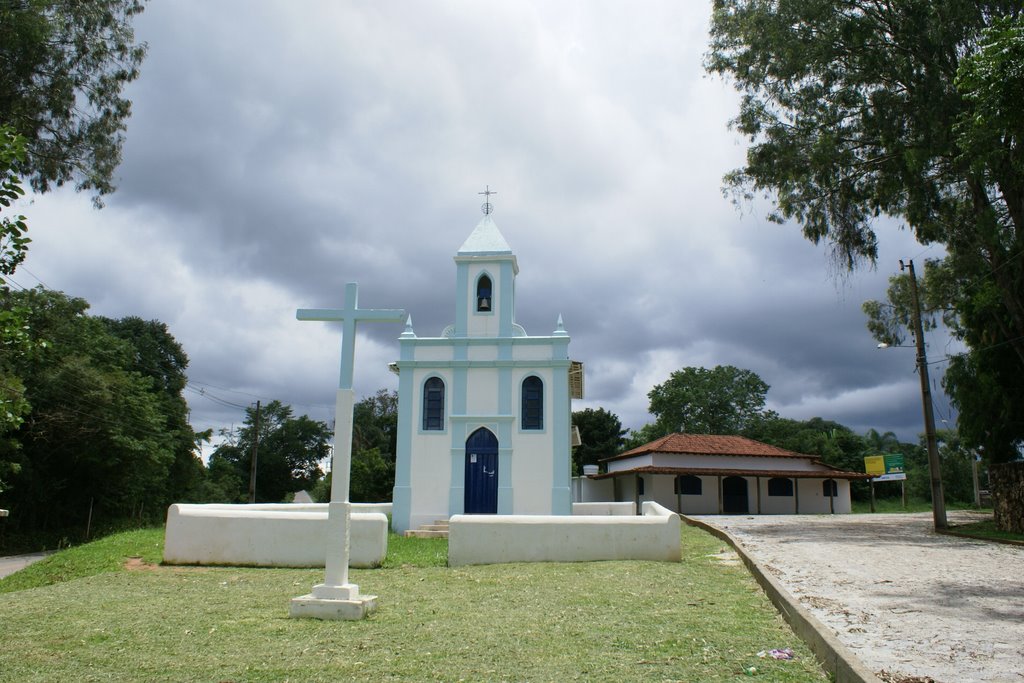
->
[768, 477, 794, 497]
[422, 377, 445, 430]
[675, 475, 702, 495]
[823, 479, 838, 497]
[476, 275, 492, 312]
[521, 375, 543, 430]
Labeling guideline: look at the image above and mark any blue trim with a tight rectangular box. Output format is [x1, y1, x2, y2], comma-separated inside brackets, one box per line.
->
[449, 445, 464, 515]
[497, 446, 513, 513]
[398, 336, 570, 347]
[392, 356, 416, 532]
[454, 262, 469, 336]
[498, 261, 515, 337]
[453, 366, 468, 415]
[395, 359, 572, 370]
[550, 363, 572, 514]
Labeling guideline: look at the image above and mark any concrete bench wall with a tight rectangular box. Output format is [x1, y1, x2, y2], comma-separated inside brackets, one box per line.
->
[448, 501, 681, 566]
[571, 501, 635, 515]
[163, 503, 388, 568]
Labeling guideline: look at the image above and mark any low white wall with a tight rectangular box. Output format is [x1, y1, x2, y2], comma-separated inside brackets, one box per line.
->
[571, 475, 615, 503]
[163, 504, 388, 568]
[448, 501, 681, 566]
[194, 502, 393, 515]
[571, 502, 635, 515]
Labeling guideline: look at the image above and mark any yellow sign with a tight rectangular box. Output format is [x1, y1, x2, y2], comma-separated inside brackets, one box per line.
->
[864, 455, 885, 476]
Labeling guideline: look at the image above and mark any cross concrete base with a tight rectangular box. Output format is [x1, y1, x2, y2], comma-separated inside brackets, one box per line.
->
[289, 583, 377, 620]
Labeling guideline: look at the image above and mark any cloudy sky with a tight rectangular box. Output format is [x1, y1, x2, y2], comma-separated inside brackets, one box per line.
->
[16, 1, 960, 451]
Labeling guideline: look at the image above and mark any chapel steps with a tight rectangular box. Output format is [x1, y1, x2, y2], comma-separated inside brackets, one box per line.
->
[403, 520, 449, 539]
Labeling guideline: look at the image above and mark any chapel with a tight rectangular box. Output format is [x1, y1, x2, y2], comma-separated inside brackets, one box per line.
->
[390, 211, 577, 533]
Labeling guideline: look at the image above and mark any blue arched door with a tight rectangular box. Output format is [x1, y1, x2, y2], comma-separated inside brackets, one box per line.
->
[465, 428, 498, 514]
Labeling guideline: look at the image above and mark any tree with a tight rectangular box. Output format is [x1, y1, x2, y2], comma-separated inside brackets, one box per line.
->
[647, 365, 770, 436]
[348, 390, 399, 502]
[571, 408, 626, 474]
[0, 0, 148, 199]
[353, 389, 398, 458]
[0, 288, 188, 537]
[707, 3, 1024, 461]
[101, 316, 200, 502]
[0, 127, 31, 466]
[744, 415, 873, 499]
[209, 401, 329, 503]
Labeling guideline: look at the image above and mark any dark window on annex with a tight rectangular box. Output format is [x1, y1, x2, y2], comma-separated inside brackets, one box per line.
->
[768, 477, 793, 497]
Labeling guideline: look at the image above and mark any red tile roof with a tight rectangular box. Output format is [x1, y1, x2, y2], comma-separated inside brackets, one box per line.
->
[604, 433, 812, 462]
[591, 465, 872, 480]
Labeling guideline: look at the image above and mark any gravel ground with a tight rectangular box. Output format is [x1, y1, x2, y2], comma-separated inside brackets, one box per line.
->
[692, 511, 1023, 683]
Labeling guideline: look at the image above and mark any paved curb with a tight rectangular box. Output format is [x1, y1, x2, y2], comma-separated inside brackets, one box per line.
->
[683, 515, 881, 683]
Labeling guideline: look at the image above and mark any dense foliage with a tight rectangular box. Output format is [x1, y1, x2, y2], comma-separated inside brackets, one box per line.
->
[646, 365, 770, 437]
[208, 401, 330, 503]
[0, 0, 147, 199]
[571, 407, 627, 473]
[0, 288, 200, 545]
[707, 2, 1024, 463]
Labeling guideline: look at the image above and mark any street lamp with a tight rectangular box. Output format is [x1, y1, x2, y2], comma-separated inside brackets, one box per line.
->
[877, 260, 948, 530]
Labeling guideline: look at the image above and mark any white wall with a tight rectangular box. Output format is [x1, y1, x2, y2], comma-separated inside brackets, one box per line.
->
[448, 502, 680, 566]
[609, 473, 855, 515]
[571, 502, 634, 515]
[163, 504, 388, 568]
[572, 476, 614, 503]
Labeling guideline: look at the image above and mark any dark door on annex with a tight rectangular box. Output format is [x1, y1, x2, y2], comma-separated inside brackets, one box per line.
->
[722, 476, 749, 514]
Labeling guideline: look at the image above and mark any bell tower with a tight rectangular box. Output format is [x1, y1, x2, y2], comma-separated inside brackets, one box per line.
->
[452, 211, 519, 338]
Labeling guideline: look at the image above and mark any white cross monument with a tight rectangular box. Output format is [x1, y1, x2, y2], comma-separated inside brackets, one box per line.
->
[289, 282, 404, 620]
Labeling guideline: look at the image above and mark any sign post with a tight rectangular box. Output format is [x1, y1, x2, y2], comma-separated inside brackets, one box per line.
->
[864, 454, 907, 511]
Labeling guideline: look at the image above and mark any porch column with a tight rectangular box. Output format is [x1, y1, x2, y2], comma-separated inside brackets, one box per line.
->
[634, 473, 641, 516]
[717, 475, 723, 514]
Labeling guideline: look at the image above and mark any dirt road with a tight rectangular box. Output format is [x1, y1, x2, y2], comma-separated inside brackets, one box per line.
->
[692, 512, 1023, 683]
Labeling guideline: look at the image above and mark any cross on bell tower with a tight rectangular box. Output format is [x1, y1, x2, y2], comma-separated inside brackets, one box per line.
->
[479, 185, 497, 215]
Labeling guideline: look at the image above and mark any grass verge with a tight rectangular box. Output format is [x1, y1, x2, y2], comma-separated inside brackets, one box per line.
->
[0, 525, 827, 682]
[851, 497, 991, 514]
[945, 518, 1024, 544]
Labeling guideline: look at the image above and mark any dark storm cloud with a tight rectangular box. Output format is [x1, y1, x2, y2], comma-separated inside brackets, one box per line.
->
[20, 1, 951, 448]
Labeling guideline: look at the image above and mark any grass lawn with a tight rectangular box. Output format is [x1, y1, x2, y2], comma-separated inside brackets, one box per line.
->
[0, 526, 828, 682]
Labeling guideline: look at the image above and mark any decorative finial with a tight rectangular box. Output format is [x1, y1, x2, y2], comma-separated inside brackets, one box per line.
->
[401, 314, 416, 338]
[478, 185, 497, 215]
[553, 314, 568, 336]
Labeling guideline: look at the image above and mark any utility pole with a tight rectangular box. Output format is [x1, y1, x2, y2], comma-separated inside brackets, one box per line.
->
[901, 259, 947, 530]
[248, 400, 261, 504]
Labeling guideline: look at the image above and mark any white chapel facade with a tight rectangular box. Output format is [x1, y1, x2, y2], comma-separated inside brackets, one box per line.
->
[390, 213, 574, 533]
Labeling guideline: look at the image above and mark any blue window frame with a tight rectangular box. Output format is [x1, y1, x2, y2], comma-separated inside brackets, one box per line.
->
[521, 375, 543, 430]
[675, 475, 702, 495]
[476, 275, 492, 312]
[768, 477, 794, 496]
[423, 377, 445, 430]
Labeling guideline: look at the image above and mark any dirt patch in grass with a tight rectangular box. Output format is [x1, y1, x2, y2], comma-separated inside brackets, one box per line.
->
[123, 557, 160, 572]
